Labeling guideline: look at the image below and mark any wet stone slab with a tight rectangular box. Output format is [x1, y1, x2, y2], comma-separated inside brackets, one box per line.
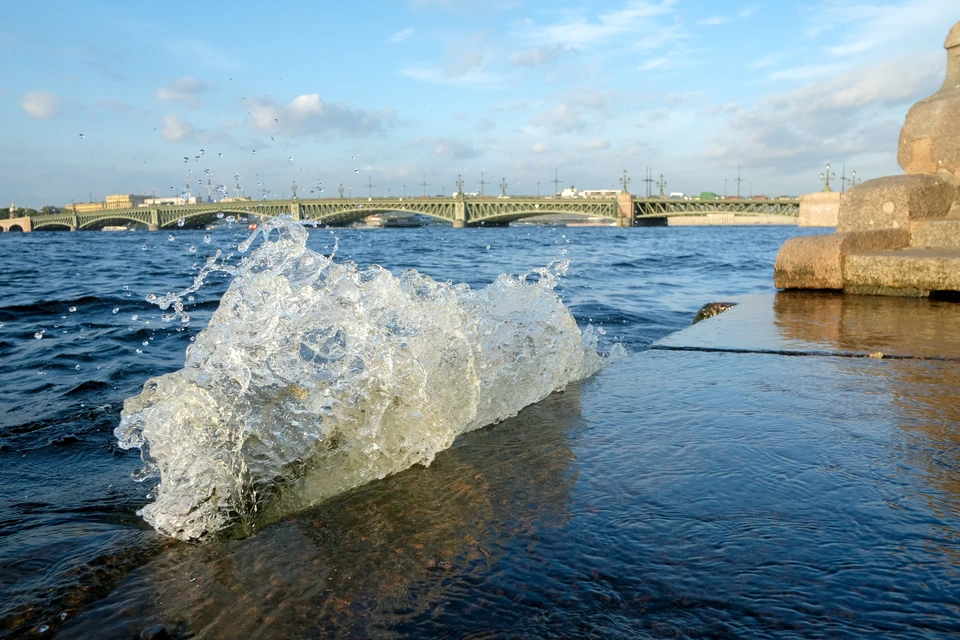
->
[656, 291, 960, 360]
[57, 292, 960, 639]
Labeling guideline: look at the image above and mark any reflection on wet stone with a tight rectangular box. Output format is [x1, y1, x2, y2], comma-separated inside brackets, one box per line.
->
[62, 384, 585, 638]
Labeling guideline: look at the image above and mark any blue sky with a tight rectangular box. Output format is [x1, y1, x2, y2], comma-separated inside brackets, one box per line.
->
[0, 0, 955, 207]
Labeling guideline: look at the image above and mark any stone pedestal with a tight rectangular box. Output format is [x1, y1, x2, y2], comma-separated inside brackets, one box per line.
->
[774, 20, 960, 298]
[836, 174, 957, 233]
[452, 220, 465, 229]
[148, 224, 159, 231]
[797, 191, 840, 227]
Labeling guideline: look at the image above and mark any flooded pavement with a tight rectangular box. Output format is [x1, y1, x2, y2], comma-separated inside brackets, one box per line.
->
[56, 292, 960, 638]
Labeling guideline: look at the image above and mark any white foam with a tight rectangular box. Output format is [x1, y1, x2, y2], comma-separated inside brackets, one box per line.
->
[116, 217, 602, 540]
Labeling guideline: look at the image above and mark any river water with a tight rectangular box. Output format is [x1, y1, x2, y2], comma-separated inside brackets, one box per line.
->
[2, 223, 959, 638]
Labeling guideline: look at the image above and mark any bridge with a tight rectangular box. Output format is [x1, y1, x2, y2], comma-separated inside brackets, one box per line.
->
[17, 194, 799, 232]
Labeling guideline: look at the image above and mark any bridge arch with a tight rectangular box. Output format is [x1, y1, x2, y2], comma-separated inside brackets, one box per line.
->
[78, 215, 150, 230]
[31, 222, 74, 231]
[6, 225, 24, 232]
[467, 207, 617, 226]
[298, 205, 453, 226]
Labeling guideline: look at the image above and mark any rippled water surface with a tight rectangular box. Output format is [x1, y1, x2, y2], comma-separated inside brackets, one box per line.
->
[3, 223, 959, 638]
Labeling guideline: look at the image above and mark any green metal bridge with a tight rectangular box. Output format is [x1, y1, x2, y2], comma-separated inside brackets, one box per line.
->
[23, 195, 799, 231]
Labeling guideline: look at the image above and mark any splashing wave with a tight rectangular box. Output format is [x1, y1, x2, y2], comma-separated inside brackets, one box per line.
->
[116, 217, 602, 540]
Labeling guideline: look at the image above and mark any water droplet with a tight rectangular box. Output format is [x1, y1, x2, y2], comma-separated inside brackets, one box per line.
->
[485, 244, 491, 250]
[199, 149, 205, 155]
[113, 307, 119, 314]
[234, 174, 240, 180]
[288, 156, 294, 162]
[123, 285, 129, 290]
[135, 348, 143, 354]
[270, 136, 275, 141]
[354, 169, 359, 173]
[189, 246, 197, 253]
[68, 306, 77, 312]
[78, 133, 84, 139]
[131, 314, 139, 321]
[183, 157, 189, 163]
[226, 215, 235, 222]
[75, 364, 81, 370]
[218, 152, 223, 158]
[142, 341, 149, 346]
[187, 295, 195, 302]
[252, 149, 256, 154]
[352, 156, 356, 160]
[34, 331, 44, 339]
[59, 613, 67, 621]
[217, 213, 224, 219]
[178, 218, 186, 227]
[39, 626, 49, 633]
[203, 234, 211, 244]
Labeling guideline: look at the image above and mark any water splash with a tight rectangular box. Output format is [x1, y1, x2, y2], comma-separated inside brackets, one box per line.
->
[116, 217, 602, 540]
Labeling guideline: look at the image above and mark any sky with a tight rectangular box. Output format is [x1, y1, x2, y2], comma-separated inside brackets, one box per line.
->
[0, 0, 956, 207]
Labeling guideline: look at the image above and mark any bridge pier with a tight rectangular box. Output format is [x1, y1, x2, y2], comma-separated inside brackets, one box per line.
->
[453, 198, 466, 228]
[290, 202, 302, 221]
[149, 209, 160, 232]
[617, 191, 635, 227]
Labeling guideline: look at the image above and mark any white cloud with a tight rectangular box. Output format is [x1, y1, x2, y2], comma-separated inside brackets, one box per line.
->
[161, 115, 194, 141]
[390, 27, 415, 43]
[519, 0, 677, 49]
[697, 16, 729, 26]
[404, 136, 483, 159]
[813, 0, 957, 58]
[20, 91, 62, 119]
[511, 44, 570, 67]
[709, 54, 943, 172]
[401, 65, 503, 87]
[584, 139, 610, 150]
[532, 89, 612, 134]
[766, 63, 847, 82]
[156, 76, 212, 109]
[532, 142, 550, 153]
[247, 94, 398, 137]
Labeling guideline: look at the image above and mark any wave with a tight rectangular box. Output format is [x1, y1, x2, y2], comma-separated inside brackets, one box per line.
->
[115, 217, 603, 540]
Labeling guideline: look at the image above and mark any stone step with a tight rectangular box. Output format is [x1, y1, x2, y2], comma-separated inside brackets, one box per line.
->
[844, 248, 960, 296]
[910, 219, 960, 248]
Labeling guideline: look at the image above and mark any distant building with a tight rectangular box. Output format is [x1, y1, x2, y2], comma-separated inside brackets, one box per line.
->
[139, 196, 202, 206]
[220, 196, 252, 203]
[106, 194, 150, 209]
[68, 201, 107, 213]
[581, 189, 618, 198]
[560, 186, 582, 198]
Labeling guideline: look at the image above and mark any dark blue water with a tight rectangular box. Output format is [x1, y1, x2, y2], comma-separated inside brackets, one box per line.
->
[3, 224, 959, 638]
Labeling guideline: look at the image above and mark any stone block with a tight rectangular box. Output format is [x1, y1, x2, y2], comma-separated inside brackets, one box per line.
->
[798, 191, 840, 227]
[774, 229, 909, 290]
[845, 248, 960, 296]
[836, 174, 958, 233]
[910, 219, 960, 248]
[897, 21, 960, 175]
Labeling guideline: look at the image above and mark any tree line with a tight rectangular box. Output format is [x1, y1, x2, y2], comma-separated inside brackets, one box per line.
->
[5, 206, 63, 218]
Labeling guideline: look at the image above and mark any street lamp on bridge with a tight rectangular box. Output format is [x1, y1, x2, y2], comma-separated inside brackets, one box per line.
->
[338, 183, 344, 199]
[456, 174, 465, 196]
[820, 163, 836, 192]
[620, 170, 630, 193]
[657, 174, 667, 197]
[500, 178, 508, 197]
